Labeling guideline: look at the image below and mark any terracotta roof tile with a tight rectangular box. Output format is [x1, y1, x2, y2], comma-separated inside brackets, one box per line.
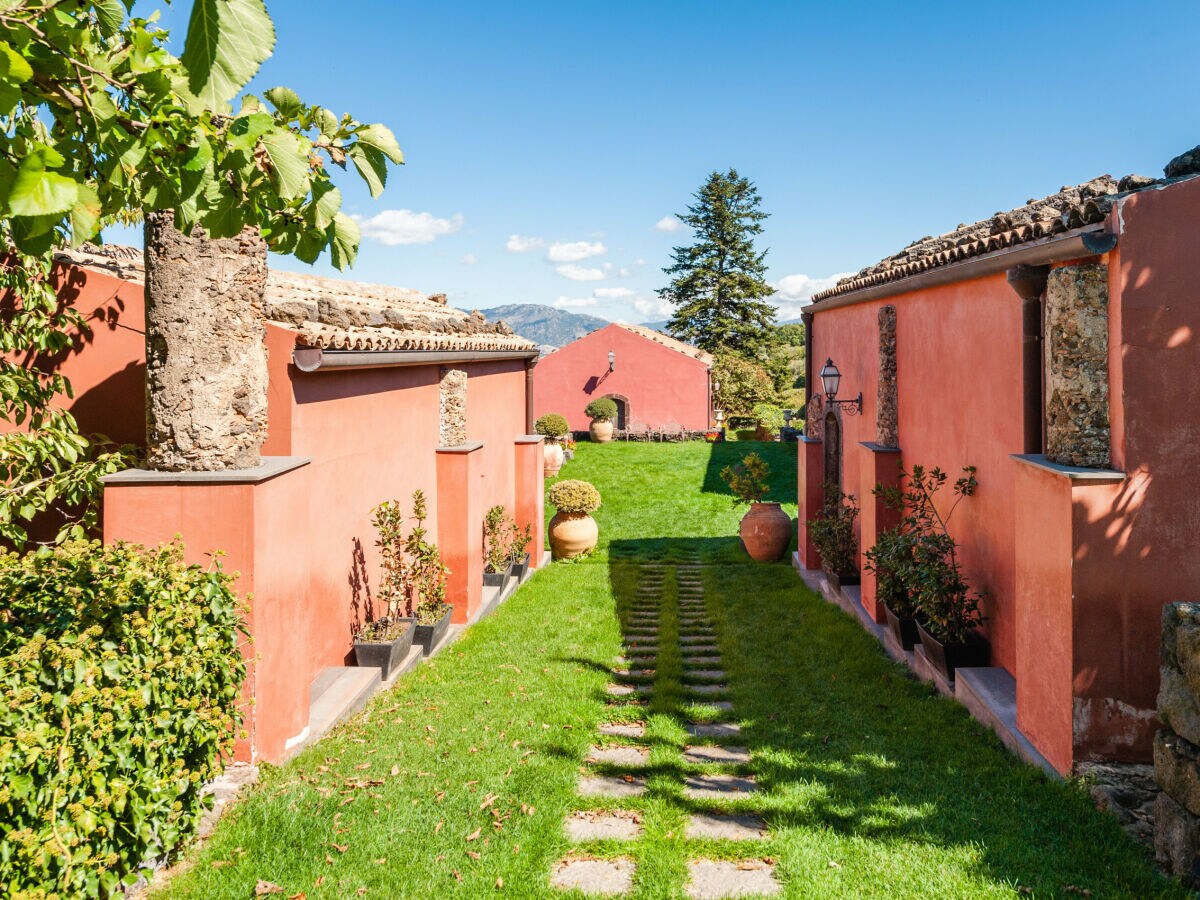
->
[612, 322, 713, 364]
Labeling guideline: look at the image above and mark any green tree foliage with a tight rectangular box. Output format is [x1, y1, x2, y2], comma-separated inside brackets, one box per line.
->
[711, 352, 778, 422]
[659, 169, 777, 356]
[0, 0, 403, 546]
[719, 451, 770, 505]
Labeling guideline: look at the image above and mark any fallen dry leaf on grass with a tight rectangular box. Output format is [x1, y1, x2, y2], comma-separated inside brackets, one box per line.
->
[465, 827, 482, 841]
[254, 881, 284, 896]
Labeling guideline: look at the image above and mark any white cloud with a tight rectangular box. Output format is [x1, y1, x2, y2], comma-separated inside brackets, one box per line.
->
[617, 267, 632, 278]
[461, 253, 478, 265]
[356, 209, 463, 246]
[654, 216, 682, 232]
[546, 240, 606, 263]
[594, 287, 634, 299]
[506, 234, 545, 253]
[633, 296, 673, 319]
[556, 264, 605, 282]
[770, 271, 855, 319]
[553, 296, 599, 309]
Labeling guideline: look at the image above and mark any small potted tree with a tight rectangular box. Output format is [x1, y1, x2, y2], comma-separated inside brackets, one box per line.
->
[509, 520, 534, 581]
[548, 479, 601, 559]
[355, 499, 417, 678]
[720, 452, 793, 561]
[751, 402, 784, 441]
[405, 490, 453, 655]
[535, 413, 569, 476]
[483, 504, 511, 587]
[585, 397, 618, 443]
[808, 488, 860, 589]
[866, 526, 918, 650]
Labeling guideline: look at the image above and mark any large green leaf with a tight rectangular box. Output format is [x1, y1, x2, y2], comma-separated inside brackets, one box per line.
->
[68, 184, 102, 247]
[259, 127, 311, 200]
[7, 149, 78, 217]
[346, 142, 387, 198]
[264, 85, 301, 119]
[180, 0, 276, 109]
[328, 212, 360, 270]
[354, 123, 404, 165]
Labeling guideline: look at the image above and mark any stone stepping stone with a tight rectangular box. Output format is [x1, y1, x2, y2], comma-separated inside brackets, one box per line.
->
[684, 744, 751, 765]
[606, 683, 637, 697]
[587, 744, 649, 767]
[684, 812, 767, 841]
[599, 722, 645, 738]
[565, 810, 642, 841]
[682, 646, 719, 656]
[685, 859, 779, 898]
[683, 774, 757, 800]
[579, 774, 646, 797]
[687, 684, 729, 697]
[681, 634, 716, 643]
[690, 700, 734, 713]
[552, 856, 636, 895]
[687, 722, 741, 739]
[682, 656, 722, 668]
[683, 669, 727, 681]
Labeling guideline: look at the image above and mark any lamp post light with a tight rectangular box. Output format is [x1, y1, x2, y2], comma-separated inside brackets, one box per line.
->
[818, 358, 863, 415]
[608, 350, 615, 372]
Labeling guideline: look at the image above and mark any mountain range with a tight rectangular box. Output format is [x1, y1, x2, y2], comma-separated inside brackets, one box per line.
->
[471, 304, 610, 348]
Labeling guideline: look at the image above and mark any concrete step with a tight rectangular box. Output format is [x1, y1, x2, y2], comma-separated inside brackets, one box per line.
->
[955, 667, 1058, 776]
[308, 666, 380, 740]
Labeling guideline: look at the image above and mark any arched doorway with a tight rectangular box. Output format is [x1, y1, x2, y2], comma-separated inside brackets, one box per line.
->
[823, 411, 842, 493]
[603, 394, 629, 430]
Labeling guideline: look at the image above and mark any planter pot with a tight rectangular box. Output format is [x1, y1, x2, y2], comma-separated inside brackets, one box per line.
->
[510, 552, 532, 582]
[826, 570, 861, 591]
[543, 441, 564, 477]
[353, 618, 415, 680]
[882, 601, 920, 651]
[483, 569, 508, 588]
[916, 621, 990, 681]
[563, 448, 575, 461]
[549, 511, 598, 559]
[589, 420, 614, 443]
[413, 606, 453, 656]
[738, 502, 792, 562]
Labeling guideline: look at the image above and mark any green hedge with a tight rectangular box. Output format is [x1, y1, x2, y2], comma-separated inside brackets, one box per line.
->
[0, 540, 248, 898]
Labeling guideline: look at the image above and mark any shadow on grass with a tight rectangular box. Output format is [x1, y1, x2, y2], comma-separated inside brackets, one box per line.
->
[594, 536, 1178, 898]
[700, 440, 798, 503]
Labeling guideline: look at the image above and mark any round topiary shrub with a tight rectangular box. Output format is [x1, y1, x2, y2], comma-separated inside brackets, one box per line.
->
[535, 413, 569, 437]
[548, 479, 602, 514]
[584, 397, 618, 422]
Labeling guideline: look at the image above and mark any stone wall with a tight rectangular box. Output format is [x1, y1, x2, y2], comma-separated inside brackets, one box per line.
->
[876, 305, 898, 447]
[1044, 264, 1110, 467]
[1155, 603, 1200, 886]
[439, 367, 467, 447]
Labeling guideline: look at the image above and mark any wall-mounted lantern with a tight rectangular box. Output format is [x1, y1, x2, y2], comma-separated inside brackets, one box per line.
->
[819, 358, 863, 415]
[608, 350, 615, 372]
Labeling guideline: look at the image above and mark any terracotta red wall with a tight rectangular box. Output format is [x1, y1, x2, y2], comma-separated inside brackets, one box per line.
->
[533, 324, 710, 431]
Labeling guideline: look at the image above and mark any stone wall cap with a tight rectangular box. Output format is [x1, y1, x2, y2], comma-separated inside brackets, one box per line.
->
[799, 435, 822, 444]
[102, 456, 311, 485]
[515, 435, 545, 444]
[436, 441, 484, 454]
[859, 441, 901, 454]
[1011, 453, 1125, 483]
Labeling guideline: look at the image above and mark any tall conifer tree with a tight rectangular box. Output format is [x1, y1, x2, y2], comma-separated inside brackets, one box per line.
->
[659, 169, 777, 356]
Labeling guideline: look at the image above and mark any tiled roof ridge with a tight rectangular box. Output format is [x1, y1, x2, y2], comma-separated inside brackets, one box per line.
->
[811, 172, 1164, 303]
[612, 321, 713, 363]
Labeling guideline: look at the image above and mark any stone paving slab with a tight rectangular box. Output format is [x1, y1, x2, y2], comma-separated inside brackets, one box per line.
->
[681, 658, 722, 670]
[599, 722, 646, 738]
[682, 646, 719, 656]
[682, 669, 727, 680]
[681, 634, 716, 643]
[565, 810, 642, 841]
[684, 744, 751, 765]
[683, 774, 757, 799]
[688, 683, 729, 696]
[690, 700, 734, 713]
[684, 812, 767, 841]
[687, 722, 742, 739]
[607, 683, 637, 697]
[579, 774, 647, 797]
[552, 856, 637, 894]
[587, 745, 650, 767]
[685, 859, 780, 898]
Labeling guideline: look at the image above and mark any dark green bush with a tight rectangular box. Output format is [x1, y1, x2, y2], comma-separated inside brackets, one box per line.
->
[584, 397, 618, 422]
[0, 540, 248, 898]
[534, 413, 569, 438]
[751, 402, 784, 437]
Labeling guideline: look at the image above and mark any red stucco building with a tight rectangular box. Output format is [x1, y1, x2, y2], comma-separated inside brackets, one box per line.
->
[29, 246, 544, 763]
[797, 161, 1200, 775]
[533, 322, 713, 433]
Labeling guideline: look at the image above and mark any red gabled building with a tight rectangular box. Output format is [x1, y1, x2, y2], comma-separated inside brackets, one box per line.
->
[533, 322, 713, 433]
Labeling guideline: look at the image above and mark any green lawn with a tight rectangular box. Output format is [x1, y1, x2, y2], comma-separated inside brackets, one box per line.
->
[159, 441, 1180, 898]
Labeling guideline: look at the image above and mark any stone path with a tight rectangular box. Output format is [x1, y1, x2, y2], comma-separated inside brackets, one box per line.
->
[553, 562, 780, 896]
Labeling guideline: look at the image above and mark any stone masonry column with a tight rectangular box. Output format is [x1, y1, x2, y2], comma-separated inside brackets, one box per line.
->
[514, 436, 546, 570]
[436, 443, 485, 624]
[143, 212, 269, 470]
[1155, 603, 1200, 886]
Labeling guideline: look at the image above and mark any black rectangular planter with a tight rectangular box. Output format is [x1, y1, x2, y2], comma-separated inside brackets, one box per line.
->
[826, 570, 861, 592]
[483, 569, 508, 588]
[413, 606, 453, 656]
[353, 618, 415, 680]
[510, 553, 531, 582]
[882, 602, 920, 651]
[916, 621, 990, 681]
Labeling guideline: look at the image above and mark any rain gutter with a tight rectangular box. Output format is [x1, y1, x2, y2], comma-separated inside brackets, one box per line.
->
[292, 347, 540, 373]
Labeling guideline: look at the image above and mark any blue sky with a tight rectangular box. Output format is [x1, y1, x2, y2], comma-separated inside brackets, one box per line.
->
[112, 1, 1198, 323]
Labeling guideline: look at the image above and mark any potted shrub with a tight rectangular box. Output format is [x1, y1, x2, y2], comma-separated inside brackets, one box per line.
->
[808, 488, 860, 589]
[548, 479, 601, 559]
[356, 498, 417, 678]
[535, 413, 569, 476]
[508, 520, 534, 580]
[866, 526, 919, 650]
[900, 465, 989, 680]
[720, 452, 792, 561]
[751, 402, 784, 441]
[585, 397, 618, 443]
[405, 490, 453, 655]
[483, 504, 511, 587]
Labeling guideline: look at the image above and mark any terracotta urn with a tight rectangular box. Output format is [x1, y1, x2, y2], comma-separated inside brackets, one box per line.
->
[589, 419, 614, 443]
[739, 502, 793, 561]
[543, 440, 564, 476]
[549, 511, 598, 559]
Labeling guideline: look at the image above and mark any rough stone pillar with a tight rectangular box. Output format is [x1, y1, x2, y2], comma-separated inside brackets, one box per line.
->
[439, 368, 468, 446]
[143, 212, 268, 471]
[1044, 264, 1110, 467]
[1155, 603, 1200, 886]
[876, 305, 898, 448]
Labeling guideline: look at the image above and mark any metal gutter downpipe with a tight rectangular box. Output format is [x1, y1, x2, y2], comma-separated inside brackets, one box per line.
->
[1007, 265, 1050, 455]
[801, 309, 814, 419]
[292, 347, 541, 373]
[524, 356, 537, 434]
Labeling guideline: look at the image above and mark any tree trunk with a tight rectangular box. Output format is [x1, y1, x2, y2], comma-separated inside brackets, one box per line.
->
[143, 211, 269, 471]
